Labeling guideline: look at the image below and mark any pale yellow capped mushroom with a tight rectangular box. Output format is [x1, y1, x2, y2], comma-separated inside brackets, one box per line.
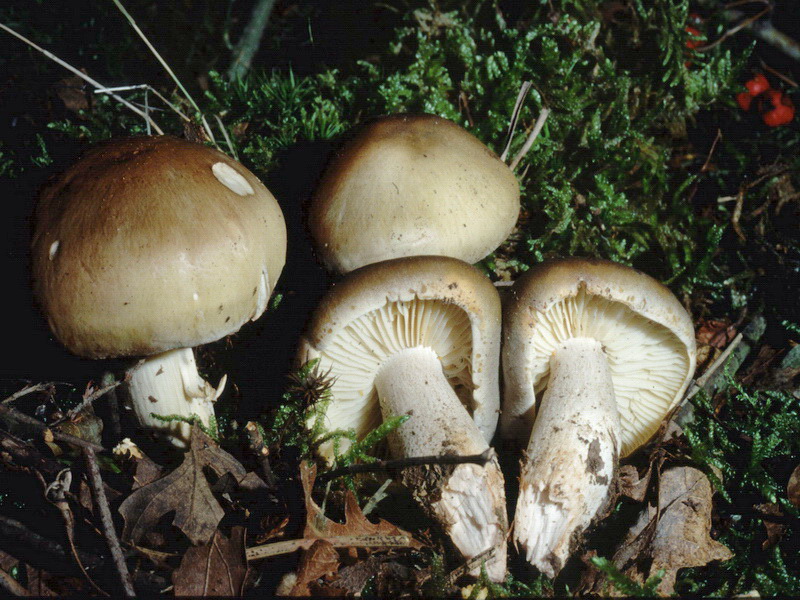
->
[308, 114, 520, 273]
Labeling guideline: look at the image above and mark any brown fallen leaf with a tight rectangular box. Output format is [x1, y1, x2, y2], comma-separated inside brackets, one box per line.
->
[172, 527, 249, 597]
[696, 319, 737, 349]
[647, 466, 733, 594]
[589, 466, 733, 596]
[119, 426, 251, 545]
[300, 461, 422, 548]
[288, 540, 341, 596]
[55, 74, 91, 114]
[55, 411, 103, 446]
[755, 503, 786, 550]
[788, 464, 800, 508]
[618, 464, 653, 503]
[333, 554, 414, 596]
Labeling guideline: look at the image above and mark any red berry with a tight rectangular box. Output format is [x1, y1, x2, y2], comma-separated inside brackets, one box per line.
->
[736, 92, 753, 111]
[745, 73, 770, 97]
[761, 90, 795, 127]
[685, 26, 704, 50]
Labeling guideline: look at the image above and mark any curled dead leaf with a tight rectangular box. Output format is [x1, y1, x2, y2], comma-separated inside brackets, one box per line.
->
[754, 503, 785, 550]
[595, 466, 733, 596]
[618, 464, 652, 502]
[649, 467, 733, 594]
[288, 540, 340, 596]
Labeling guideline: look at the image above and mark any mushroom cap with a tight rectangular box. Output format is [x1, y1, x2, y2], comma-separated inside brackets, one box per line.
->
[32, 135, 287, 359]
[502, 257, 696, 456]
[297, 255, 502, 459]
[308, 114, 520, 273]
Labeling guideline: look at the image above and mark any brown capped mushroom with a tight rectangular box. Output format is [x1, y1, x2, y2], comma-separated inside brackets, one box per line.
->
[298, 255, 508, 580]
[308, 114, 520, 273]
[502, 257, 696, 577]
[32, 135, 287, 446]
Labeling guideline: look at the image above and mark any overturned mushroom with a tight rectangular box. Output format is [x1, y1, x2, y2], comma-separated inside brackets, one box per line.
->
[32, 135, 287, 446]
[298, 255, 508, 580]
[308, 113, 520, 273]
[502, 258, 696, 577]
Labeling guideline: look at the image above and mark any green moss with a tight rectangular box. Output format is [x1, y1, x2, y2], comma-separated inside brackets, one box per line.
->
[680, 379, 800, 595]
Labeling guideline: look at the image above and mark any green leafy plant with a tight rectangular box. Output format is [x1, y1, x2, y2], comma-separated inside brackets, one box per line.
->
[262, 358, 408, 490]
[681, 377, 800, 595]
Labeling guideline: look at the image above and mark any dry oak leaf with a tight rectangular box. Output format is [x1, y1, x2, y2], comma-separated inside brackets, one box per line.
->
[172, 527, 249, 597]
[300, 461, 422, 548]
[649, 466, 733, 594]
[696, 319, 737, 349]
[618, 463, 653, 503]
[288, 539, 341, 596]
[119, 426, 250, 545]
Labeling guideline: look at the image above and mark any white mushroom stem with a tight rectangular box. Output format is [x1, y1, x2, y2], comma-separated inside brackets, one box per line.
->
[374, 346, 507, 581]
[514, 337, 620, 578]
[127, 347, 226, 448]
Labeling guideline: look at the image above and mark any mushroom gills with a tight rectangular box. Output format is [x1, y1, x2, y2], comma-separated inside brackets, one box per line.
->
[375, 346, 507, 581]
[314, 298, 475, 451]
[514, 337, 620, 578]
[524, 286, 689, 455]
[127, 347, 224, 448]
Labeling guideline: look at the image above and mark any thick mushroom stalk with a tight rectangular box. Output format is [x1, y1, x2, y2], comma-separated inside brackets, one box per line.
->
[127, 348, 225, 448]
[514, 338, 620, 578]
[375, 346, 507, 581]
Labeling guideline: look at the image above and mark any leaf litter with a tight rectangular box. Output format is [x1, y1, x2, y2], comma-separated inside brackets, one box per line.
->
[119, 426, 264, 545]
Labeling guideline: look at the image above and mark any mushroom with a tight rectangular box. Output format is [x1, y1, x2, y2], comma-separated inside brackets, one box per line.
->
[298, 255, 508, 580]
[32, 135, 287, 446]
[308, 114, 520, 273]
[501, 257, 696, 577]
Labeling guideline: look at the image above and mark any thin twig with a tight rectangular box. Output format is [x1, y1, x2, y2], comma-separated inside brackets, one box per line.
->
[0, 401, 105, 453]
[95, 84, 192, 120]
[315, 448, 495, 485]
[109, 0, 216, 144]
[509, 108, 551, 171]
[226, 0, 278, 81]
[500, 81, 532, 162]
[83, 447, 135, 598]
[41, 469, 108, 597]
[214, 114, 239, 160]
[243, 421, 277, 489]
[732, 188, 747, 241]
[0, 567, 28, 597]
[447, 545, 496, 584]
[697, 5, 772, 52]
[1, 383, 51, 405]
[723, 8, 800, 61]
[682, 332, 745, 406]
[361, 478, 392, 516]
[48, 379, 123, 428]
[245, 534, 413, 561]
[760, 60, 799, 88]
[0, 514, 104, 570]
[0, 23, 163, 134]
[700, 129, 722, 174]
